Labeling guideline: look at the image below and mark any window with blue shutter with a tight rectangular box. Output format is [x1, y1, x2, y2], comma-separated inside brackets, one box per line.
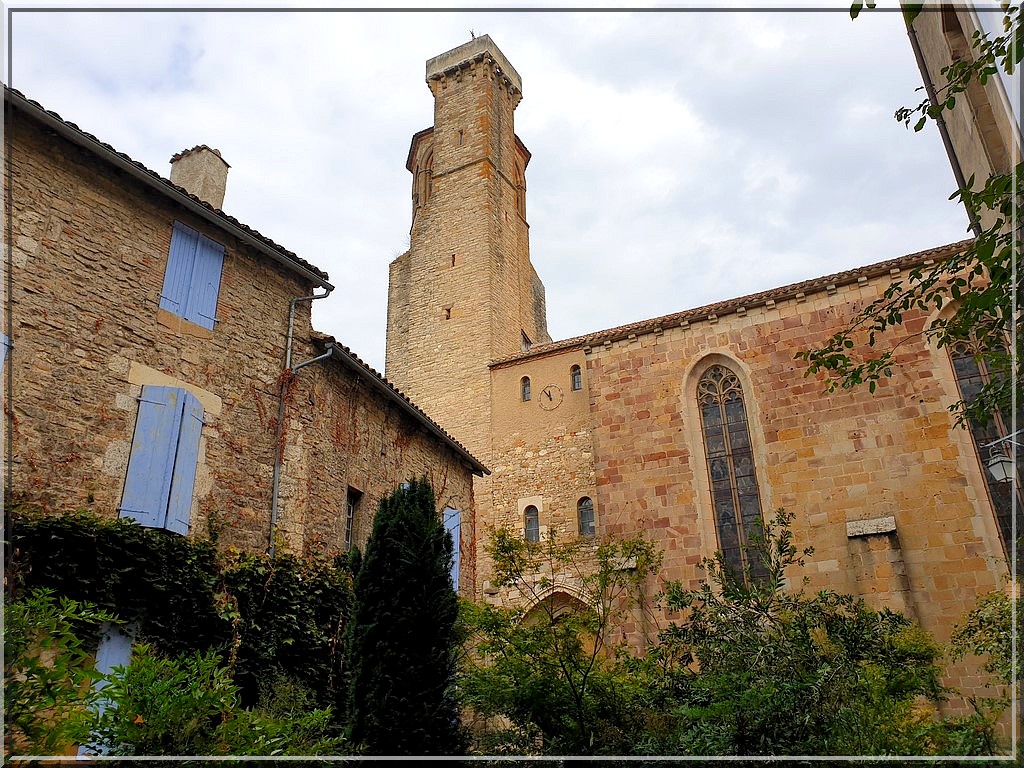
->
[443, 508, 461, 591]
[78, 623, 136, 756]
[119, 385, 204, 534]
[160, 221, 224, 330]
[1, 333, 9, 375]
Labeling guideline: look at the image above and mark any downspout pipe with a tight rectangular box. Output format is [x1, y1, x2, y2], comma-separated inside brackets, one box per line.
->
[906, 14, 984, 239]
[268, 286, 333, 558]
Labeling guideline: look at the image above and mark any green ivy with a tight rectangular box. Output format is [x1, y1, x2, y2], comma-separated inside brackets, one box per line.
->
[5, 503, 355, 722]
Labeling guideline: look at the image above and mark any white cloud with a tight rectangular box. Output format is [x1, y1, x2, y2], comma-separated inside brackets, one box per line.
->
[8, 6, 969, 372]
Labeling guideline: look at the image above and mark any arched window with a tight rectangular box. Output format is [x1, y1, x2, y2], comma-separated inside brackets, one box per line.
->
[521, 376, 531, 402]
[949, 341, 1022, 562]
[577, 497, 595, 537]
[524, 505, 539, 542]
[570, 365, 582, 392]
[414, 150, 434, 211]
[697, 364, 767, 583]
[514, 160, 526, 219]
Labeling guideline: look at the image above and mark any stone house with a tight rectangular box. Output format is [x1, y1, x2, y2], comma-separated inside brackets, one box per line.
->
[384, 35, 1020, 700]
[2, 87, 484, 592]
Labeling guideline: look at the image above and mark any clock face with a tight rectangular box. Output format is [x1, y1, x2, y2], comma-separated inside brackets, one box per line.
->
[539, 384, 563, 410]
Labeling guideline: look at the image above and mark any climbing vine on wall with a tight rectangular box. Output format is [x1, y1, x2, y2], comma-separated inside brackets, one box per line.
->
[5, 502, 356, 719]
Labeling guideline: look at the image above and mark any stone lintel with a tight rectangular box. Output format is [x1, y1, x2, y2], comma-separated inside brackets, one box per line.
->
[846, 515, 897, 538]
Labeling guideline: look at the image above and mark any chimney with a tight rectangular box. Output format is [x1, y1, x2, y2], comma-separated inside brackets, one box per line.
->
[169, 145, 230, 209]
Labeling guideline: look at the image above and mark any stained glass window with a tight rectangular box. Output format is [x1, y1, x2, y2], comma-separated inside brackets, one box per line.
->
[949, 342, 1022, 564]
[698, 364, 767, 583]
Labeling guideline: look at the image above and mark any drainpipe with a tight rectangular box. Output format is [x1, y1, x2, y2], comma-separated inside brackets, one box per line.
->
[905, 14, 984, 238]
[268, 288, 333, 558]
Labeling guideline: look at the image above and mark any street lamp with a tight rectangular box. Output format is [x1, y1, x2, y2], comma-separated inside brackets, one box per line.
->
[985, 448, 1014, 483]
[981, 429, 1022, 484]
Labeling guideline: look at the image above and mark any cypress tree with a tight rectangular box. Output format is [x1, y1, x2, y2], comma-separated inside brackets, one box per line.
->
[346, 478, 465, 755]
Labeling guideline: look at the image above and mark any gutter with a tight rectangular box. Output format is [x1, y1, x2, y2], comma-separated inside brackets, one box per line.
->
[5, 89, 334, 291]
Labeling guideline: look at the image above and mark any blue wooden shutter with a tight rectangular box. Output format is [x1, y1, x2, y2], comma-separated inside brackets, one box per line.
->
[160, 222, 199, 316]
[119, 386, 183, 527]
[93, 623, 134, 699]
[1, 333, 9, 375]
[78, 623, 136, 756]
[166, 391, 204, 535]
[183, 233, 224, 330]
[443, 508, 461, 592]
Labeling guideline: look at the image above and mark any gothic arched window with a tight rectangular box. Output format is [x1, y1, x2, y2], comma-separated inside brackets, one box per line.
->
[514, 160, 526, 218]
[570, 365, 582, 392]
[524, 505, 540, 542]
[521, 377, 531, 402]
[949, 341, 1022, 562]
[414, 150, 434, 210]
[577, 497, 595, 537]
[697, 364, 767, 583]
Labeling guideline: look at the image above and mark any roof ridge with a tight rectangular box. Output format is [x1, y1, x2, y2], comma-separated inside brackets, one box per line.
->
[313, 334, 488, 475]
[490, 238, 971, 367]
[4, 86, 325, 282]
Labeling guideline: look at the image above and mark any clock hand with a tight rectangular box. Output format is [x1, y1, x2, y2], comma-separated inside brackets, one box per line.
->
[546, 390, 552, 400]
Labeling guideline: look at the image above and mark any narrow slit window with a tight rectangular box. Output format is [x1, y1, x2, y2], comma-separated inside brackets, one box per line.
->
[570, 365, 582, 392]
[524, 505, 539, 542]
[521, 377, 531, 402]
[577, 497, 595, 537]
[345, 487, 362, 550]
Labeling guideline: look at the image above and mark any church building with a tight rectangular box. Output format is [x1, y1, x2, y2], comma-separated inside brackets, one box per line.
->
[385, 34, 1019, 697]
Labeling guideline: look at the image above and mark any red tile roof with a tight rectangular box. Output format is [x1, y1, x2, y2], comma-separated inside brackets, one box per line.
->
[310, 332, 488, 476]
[490, 239, 972, 368]
[5, 87, 328, 286]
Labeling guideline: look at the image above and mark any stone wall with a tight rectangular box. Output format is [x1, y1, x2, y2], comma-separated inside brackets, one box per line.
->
[5, 110, 312, 552]
[5, 104, 478, 578]
[485, 348, 595, 596]
[275, 350, 476, 588]
[579, 267, 1006, 692]
[911, 3, 1019, 226]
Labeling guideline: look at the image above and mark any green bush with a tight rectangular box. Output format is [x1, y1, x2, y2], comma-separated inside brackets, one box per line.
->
[89, 644, 347, 756]
[655, 509, 990, 756]
[4, 589, 116, 757]
[7, 505, 355, 721]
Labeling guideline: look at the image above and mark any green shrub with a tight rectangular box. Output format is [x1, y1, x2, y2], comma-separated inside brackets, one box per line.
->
[4, 589, 116, 757]
[90, 644, 347, 756]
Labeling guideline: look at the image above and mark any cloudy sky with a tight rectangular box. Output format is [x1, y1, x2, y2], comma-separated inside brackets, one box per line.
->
[7, 1, 981, 373]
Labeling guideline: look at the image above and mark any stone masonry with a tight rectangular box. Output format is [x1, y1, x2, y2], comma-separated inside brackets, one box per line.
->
[385, 35, 1016, 703]
[4, 89, 481, 586]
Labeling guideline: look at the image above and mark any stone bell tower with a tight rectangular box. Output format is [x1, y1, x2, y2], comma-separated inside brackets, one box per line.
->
[386, 35, 550, 460]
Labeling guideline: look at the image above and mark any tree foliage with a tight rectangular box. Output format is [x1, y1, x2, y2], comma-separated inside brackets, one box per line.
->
[460, 528, 661, 755]
[462, 512, 1007, 757]
[7, 504, 355, 719]
[801, 4, 1021, 428]
[4, 589, 116, 757]
[653, 510, 973, 756]
[89, 645, 346, 757]
[345, 477, 465, 755]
